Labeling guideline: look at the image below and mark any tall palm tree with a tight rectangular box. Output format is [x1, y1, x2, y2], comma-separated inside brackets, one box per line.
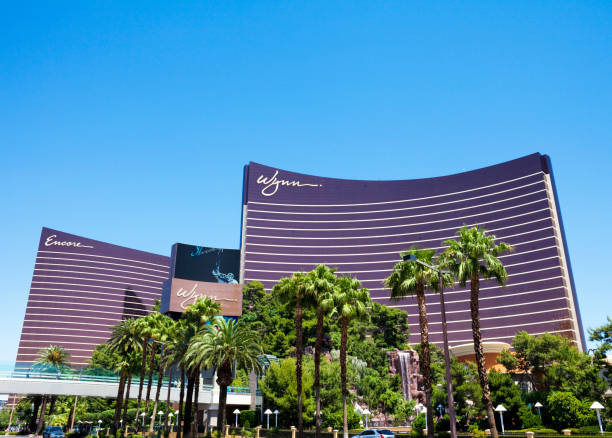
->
[185, 318, 264, 438]
[108, 318, 142, 432]
[134, 314, 154, 424]
[384, 247, 440, 438]
[165, 319, 194, 438]
[304, 265, 337, 438]
[183, 298, 221, 437]
[149, 315, 175, 432]
[273, 272, 308, 438]
[35, 345, 71, 433]
[441, 226, 512, 438]
[325, 275, 370, 438]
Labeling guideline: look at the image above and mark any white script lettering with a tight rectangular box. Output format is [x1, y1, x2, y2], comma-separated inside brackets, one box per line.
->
[176, 283, 238, 309]
[44, 234, 94, 248]
[256, 170, 321, 196]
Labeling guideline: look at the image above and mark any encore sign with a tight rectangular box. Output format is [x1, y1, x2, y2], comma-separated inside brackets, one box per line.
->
[166, 278, 242, 316]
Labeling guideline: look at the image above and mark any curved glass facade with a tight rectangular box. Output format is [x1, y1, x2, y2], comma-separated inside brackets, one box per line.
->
[240, 153, 585, 350]
[16, 228, 169, 367]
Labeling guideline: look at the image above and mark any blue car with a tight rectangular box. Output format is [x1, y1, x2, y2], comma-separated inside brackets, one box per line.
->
[43, 426, 65, 438]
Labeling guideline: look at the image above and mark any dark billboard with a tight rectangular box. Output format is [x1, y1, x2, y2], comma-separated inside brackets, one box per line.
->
[172, 244, 240, 284]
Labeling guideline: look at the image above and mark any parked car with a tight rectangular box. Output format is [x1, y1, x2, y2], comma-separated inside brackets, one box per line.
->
[42, 426, 65, 438]
[355, 429, 395, 438]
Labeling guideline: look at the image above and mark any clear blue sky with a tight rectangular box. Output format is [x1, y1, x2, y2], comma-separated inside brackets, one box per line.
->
[1, 1, 611, 364]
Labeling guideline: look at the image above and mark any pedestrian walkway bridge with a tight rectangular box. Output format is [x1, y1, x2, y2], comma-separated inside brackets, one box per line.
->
[0, 370, 260, 406]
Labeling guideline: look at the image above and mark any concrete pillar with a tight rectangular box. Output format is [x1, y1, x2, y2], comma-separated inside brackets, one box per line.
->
[423, 429, 427, 436]
[526, 432, 535, 438]
[225, 424, 230, 437]
[485, 429, 491, 436]
[292, 426, 297, 438]
[256, 426, 262, 438]
[332, 429, 338, 438]
[563, 430, 571, 436]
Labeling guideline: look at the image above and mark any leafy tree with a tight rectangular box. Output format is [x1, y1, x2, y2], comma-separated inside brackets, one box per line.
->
[441, 225, 512, 438]
[499, 331, 607, 399]
[259, 357, 315, 428]
[488, 371, 524, 430]
[305, 264, 336, 438]
[273, 272, 309, 438]
[326, 275, 370, 438]
[546, 392, 596, 430]
[589, 316, 612, 381]
[186, 318, 264, 437]
[385, 247, 446, 438]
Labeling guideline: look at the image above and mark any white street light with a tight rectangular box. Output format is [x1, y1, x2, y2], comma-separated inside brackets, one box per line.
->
[534, 402, 543, 420]
[158, 411, 164, 425]
[273, 410, 279, 428]
[264, 409, 273, 429]
[590, 402, 605, 436]
[495, 405, 507, 435]
[168, 412, 174, 427]
[233, 409, 241, 428]
[605, 389, 612, 398]
[140, 412, 146, 429]
[363, 409, 371, 429]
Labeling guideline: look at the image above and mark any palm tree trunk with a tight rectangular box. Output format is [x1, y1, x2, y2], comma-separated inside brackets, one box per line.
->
[36, 395, 48, 434]
[145, 343, 158, 417]
[177, 366, 186, 438]
[416, 288, 433, 438]
[114, 367, 127, 432]
[217, 384, 228, 438]
[295, 295, 303, 438]
[340, 316, 348, 438]
[193, 367, 200, 436]
[150, 365, 165, 432]
[470, 275, 498, 438]
[135, 339, 149, 423]
[69, 396, 78, 432]
[30, 396, 41, 433]
[122, 374, 132, 431]
[47, 396, 57, 419]
[314, 308, 323, 438]
[165, 367, 174, 434]
[184, 370, 195, 438]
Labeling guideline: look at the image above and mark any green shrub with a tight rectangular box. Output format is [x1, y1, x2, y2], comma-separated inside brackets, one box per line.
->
[115, 428, 123, 438]
[580, 425, 603, 434]
[411, 413, 425, 437]
[518, 405, 542, 429]
[470, 430, 485, 438]
[241, 410, 257, 427]
[131, 434, 144, 438]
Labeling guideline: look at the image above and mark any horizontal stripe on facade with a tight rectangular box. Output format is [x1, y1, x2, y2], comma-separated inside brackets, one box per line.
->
[37, 250, 169, 268]
[34, 268, 166, 285]
[32, 275, 163, 290]
[248, 180, 546, 215]
[29, 289, 156, 304]
[250, 188, 547, 224]
[31, 281, 163, 296]
[248, 172, 545, 208]
[36, 256, 169, 274]
[35, 262, 169, 280]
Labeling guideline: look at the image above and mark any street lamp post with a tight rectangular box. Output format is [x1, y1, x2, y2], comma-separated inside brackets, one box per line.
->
[273, 410, 279, 428]
[168, 413, 174, 428]
[233, 409, 241, 428]
[363, 409, 371, 429]
[495, 405, 506, 435]
[590, 402, 604, 436]
[264, 409, 272, 429]
[403, 254, 457, 438]
[140, 413, 146, 430]
[421, 407, 428, 432]
[437, 404, 444, 418]
[534, 402, 543, 421]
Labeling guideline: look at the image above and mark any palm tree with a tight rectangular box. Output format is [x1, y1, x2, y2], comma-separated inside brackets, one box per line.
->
[35, 345, 71, 433]
[441, 226, 512, 438]
[134, 314, 154, 424]
[304, 265, 337, 438]
[165, 319, 194, 438]
[108, 318, 142, 432]
[186, 318, 263, 437]
[273, 272, 308, 438]
[149, 315, 175, 432]
[384, 247, 440, 438]
[182, 298, 221, 437]
[325, 275, 370, 438]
